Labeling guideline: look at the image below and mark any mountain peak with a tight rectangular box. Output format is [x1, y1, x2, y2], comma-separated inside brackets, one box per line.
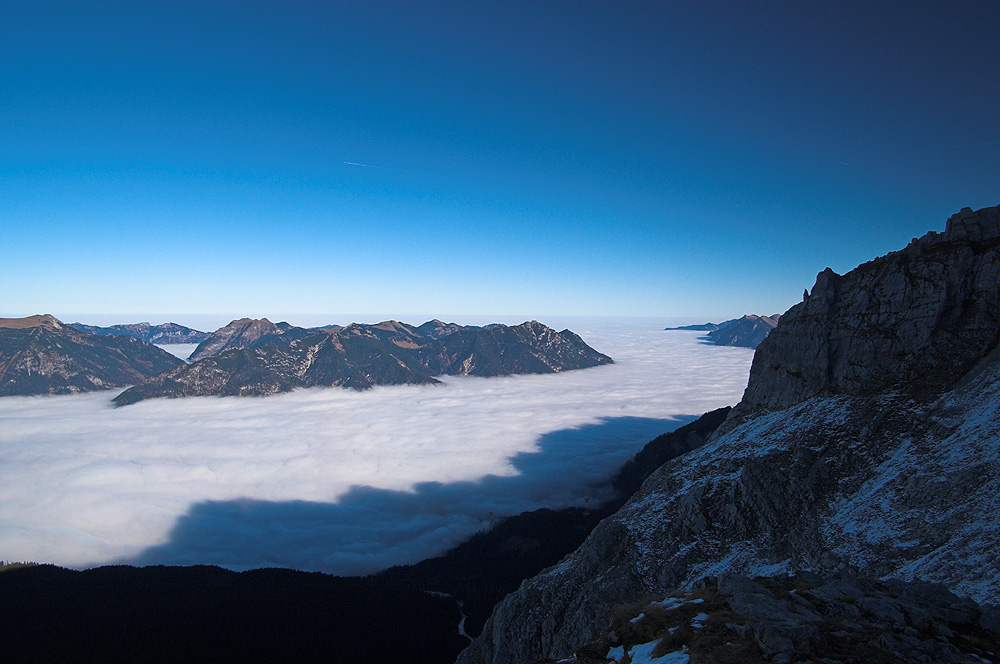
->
[187, 318, 311, 362]
[944, 204, 1000, 243]
[741, 203, 1000, 414]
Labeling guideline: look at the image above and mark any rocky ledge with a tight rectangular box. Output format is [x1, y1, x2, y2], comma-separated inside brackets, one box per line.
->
[543, 573, 999, 664]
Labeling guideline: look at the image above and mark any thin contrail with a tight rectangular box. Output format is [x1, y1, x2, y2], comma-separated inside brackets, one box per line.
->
[342, 161, 498, 186]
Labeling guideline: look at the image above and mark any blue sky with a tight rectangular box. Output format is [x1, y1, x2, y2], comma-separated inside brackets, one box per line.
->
[3, 1, 998, 321]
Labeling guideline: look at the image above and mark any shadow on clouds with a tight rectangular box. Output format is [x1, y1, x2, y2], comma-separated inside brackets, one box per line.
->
[123, 415, 693, 576]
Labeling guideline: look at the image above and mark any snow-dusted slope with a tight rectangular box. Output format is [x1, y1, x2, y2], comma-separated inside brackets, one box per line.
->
[459, 205, 1000, 664]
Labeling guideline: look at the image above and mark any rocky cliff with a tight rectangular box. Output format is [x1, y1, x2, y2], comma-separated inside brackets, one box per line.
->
[738, 205, 1000, 413]
[113, 320, 613, 406]
[0, 315, 184, 397]
[460, 205, 1000, 664]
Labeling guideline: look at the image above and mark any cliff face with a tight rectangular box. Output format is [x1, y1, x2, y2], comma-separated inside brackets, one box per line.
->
[740, 206, 1000, 413]
[460, 205, 1000, 664]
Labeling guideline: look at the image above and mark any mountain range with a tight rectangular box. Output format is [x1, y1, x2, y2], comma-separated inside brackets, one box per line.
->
[0, 316, 612, 402]
[67, 321, 210, 345]
[112, 319, 613, 406]
[666, 313, 781, 348]
[0, 315, 183, 397]
[460, 204, 1000, 663]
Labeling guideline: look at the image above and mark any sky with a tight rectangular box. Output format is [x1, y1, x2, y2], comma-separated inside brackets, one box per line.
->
[2, 1, 999, 320]
[0, 324, 754, 574]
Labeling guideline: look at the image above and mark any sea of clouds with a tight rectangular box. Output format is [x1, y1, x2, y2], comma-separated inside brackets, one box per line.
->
[0, 320, 754, 575]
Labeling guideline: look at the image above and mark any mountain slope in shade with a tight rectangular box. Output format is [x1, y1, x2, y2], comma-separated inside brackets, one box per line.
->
[68, 322, 210, 345]
[113, 320, 612, 406]
[0, 315, 184, 397]
[188, 318, 315, 361]
[663, 320, 730, 332]
[705, 313, 781, 348]
[666, 314, 780, 347]
[459, 205, 1000, 664]
[0, 564, 468, 664]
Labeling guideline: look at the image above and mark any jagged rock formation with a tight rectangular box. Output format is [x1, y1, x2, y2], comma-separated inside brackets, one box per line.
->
[113, 320, 612, 406]
[740, 204, 1000, 412]
[705, 313, 780, 348]
[188, 318, 314, 361]
[545, 574, 999, 664]
[459, 205, 1000, 664]
[68, 322, 210, 345]
[0, 315, 183, 397]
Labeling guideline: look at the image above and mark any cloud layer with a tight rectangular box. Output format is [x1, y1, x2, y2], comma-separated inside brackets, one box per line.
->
[0, 322, 754, 573]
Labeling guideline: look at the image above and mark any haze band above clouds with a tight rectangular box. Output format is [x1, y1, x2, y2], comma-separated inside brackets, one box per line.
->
[0, 323, 754, 574]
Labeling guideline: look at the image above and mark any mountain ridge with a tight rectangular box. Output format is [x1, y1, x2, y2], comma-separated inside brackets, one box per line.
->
[113, 320, 613, 406]
[0, 315, 184, 397]
[68, 321, 210, 345]
[665, 314, 780, 348]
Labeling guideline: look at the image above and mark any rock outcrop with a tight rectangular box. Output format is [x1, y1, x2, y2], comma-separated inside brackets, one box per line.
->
[0, 315, 184, 397]
[740, 205, 1000, 413]
[68, 322, 210, 345]
[113, 320, 613, 406]
[459, 205, 1000, 664]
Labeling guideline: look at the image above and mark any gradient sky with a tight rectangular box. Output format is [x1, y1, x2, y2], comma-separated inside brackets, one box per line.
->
[3, 1, 998, 320]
